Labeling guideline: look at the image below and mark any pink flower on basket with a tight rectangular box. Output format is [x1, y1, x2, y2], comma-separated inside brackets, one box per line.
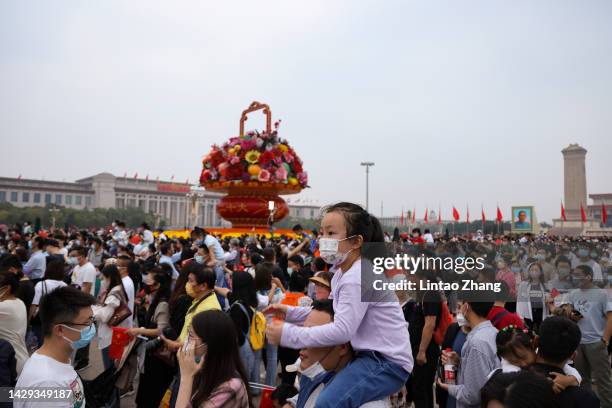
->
[283, 151, 294, 163]
[230, 155, 241, 165]
[241, 139, 256, 151]
[275, 166, 288, 182]
[298, 171, 308, 185]
[258, 169, 271, 182]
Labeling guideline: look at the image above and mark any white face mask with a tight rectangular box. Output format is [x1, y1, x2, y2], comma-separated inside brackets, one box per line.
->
[300, 361, 326, 379]
[318, 236, 356, 266]
[456, 313, 468, 327]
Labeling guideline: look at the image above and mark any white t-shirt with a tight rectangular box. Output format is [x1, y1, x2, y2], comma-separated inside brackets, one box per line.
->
[71, 262, 97, 296]
[14, 352, 86, 408]
[32, 280, 68, 306]
[121, 275, 135, 328]
[142, 229, 154, 246]
[0, 298, 28, 375]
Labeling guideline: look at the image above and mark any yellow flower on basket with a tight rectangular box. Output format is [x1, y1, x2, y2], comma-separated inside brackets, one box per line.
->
[245, 150, 261, 164]
[278, 144, 289, 153]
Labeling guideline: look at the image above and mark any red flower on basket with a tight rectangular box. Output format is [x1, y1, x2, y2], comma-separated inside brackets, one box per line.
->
[201, 117, 308, 189]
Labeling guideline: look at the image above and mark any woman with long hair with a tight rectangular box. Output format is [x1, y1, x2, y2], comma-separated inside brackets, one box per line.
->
[131, 268, 174, 407]
[169, 262, 196, 334]
[215, 271, 260, 391]
[176, 310, 252, 408]
[93, 264, 128, 369]
[516, 262, 549, 333]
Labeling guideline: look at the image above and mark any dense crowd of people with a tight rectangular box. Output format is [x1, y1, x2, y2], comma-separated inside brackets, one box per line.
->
[0, 204, 611, 408]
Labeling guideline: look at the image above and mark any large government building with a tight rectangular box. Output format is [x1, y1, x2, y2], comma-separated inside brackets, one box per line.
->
[0, 173, 320, 228]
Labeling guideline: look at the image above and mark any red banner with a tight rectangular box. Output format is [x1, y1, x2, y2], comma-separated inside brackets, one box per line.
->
[157, 182, 190, 193]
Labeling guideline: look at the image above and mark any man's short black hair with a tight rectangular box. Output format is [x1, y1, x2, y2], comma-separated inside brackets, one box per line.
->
[0, 270, 19, 295]
[292, 224, 303, 232]
[0, 255, 22, 271]
[288, 255, 304, 268]
[262, 247, 276, 262]
[160, 242, 172, 255]
[554, 255, 571, 268]
[39, 286, 96, 337]
[69, 246, 87, 258]
[538, 316, 581, 365]
[458, 289, 495, 318]
[575, 264, 593, 277]
[311, 299, 334, 319]
[33, 236, 46, 250]
[189, 264, 216, 289]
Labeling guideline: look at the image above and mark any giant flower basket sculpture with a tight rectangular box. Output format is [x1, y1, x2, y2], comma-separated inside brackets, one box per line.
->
[199, 102, 308, 227]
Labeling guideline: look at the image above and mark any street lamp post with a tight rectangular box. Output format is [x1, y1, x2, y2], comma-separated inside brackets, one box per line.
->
[49, 206, 60, 230]
[186, 190, 205, 228]
[360, 162, 375, 212]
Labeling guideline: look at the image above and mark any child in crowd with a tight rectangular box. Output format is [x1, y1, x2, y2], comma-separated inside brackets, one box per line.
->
[265, 202, 412, 407]
[493, 325, 581, 392]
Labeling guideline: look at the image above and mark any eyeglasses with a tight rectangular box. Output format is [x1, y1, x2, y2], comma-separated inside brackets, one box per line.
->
[60, 316, 95, 328]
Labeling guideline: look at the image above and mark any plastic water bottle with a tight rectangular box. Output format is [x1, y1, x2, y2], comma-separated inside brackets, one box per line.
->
[443, 348, 456, 385]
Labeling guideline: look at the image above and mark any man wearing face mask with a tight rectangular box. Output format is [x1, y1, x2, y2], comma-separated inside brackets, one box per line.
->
[69, 247, 96, 296]
[561, 265, 612, 406]
[14, 286, 95, 408]
[437, 289, 499, 408]
[534, 248, 555, 282]
[547, 256, 573, 295]
[572, 245, 604, 285]
[284, 300, 389, 408]
[435, 303, 471, 408]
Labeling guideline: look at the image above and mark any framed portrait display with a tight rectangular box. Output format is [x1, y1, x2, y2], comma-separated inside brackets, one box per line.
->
[511, 206, 534, 233]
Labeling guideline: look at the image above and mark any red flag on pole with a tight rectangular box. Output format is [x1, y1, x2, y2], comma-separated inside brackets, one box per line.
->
[466, 205, 470, 224]
[133, 172, 138, 179]
[400, 209, 404, 226]
[481, 206, 486, 224]
[412, 208, 416, 224]
[580, 202, 587, 222]
[561, 202, 567, 221]
[424, 208, 429, 223]
[438, 206, 442, 224]
[452, 206, 460, 221]
[496, 206, 503, 223]
[602, 204, 608, 225]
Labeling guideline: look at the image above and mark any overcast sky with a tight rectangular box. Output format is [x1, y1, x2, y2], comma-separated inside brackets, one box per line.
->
[1, 1, 611, 222]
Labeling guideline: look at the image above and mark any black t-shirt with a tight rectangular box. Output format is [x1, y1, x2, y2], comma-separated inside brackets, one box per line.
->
[529, 363, 600, 408]
[402, 290, 442, 353]
[17, 279, 35, 312]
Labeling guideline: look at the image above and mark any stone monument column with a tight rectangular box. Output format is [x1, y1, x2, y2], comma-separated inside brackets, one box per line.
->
[562, 144, 587, 221]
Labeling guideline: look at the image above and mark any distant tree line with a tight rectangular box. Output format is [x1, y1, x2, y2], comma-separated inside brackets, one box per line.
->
[0, 203, 162, 230]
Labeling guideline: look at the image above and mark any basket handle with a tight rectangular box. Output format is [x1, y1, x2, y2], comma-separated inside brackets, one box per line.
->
[240, 101, 272, 136]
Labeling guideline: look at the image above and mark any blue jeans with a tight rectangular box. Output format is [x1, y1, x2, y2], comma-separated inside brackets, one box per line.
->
[214, 265, 227, 308]
[239, 340, 260, 395]
[314, 351, 409, 408]
[254, 340, 278, 386]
